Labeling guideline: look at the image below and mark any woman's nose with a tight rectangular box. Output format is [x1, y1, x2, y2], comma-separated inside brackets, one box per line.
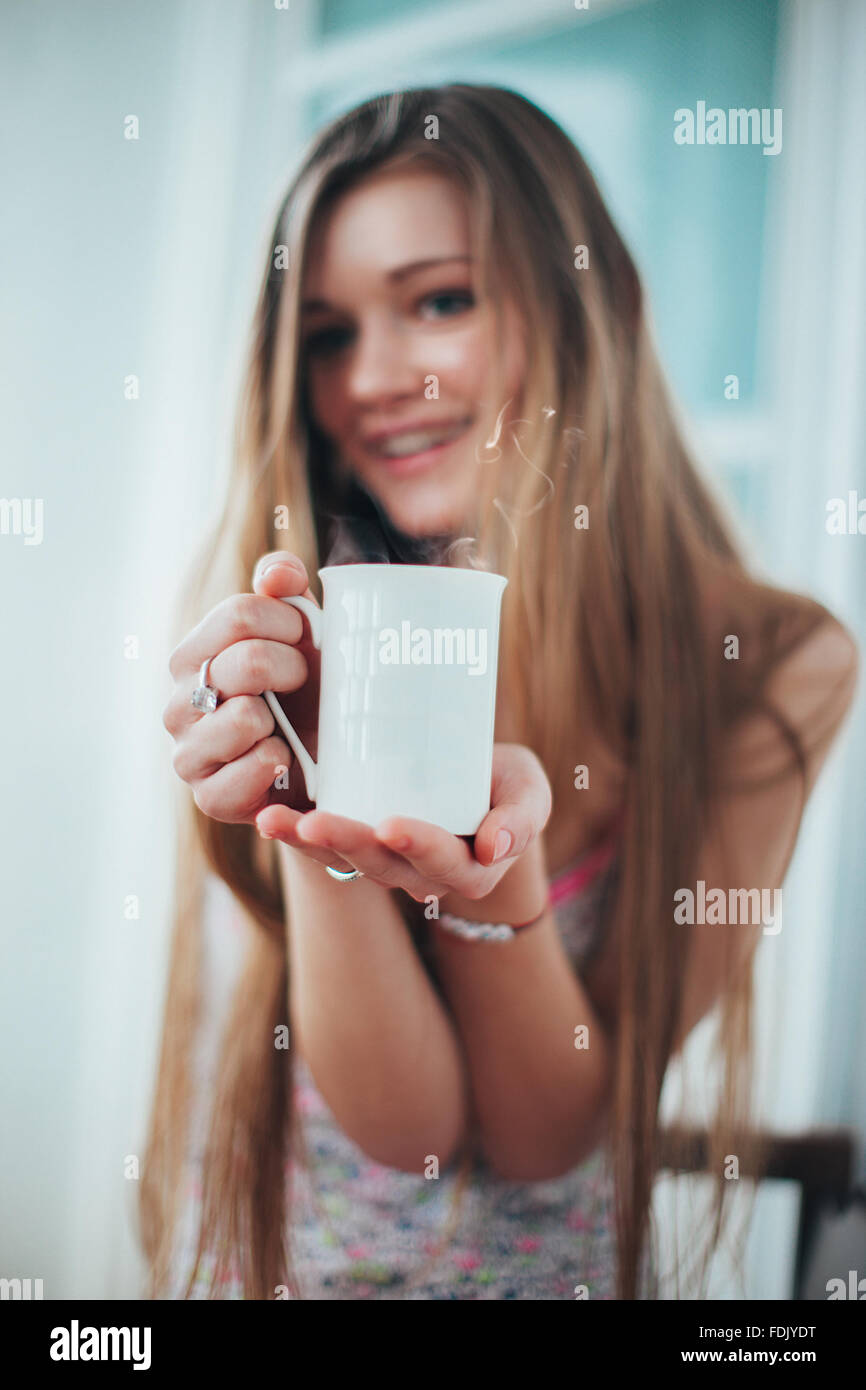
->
[345, 317, 420, 403]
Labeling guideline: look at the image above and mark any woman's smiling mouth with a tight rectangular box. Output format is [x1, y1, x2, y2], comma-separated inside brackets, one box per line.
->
[361, 416, 474, 476]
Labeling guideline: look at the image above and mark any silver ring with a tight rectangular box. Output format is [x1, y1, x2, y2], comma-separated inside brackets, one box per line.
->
[325, 865, 365, 882]
[190, 656, 220, 715]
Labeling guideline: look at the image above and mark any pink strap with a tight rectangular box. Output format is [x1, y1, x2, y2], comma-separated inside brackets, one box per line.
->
[548, 830, 619, 907]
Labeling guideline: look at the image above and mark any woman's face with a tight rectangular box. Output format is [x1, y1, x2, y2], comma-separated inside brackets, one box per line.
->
[300, 165, 526, 538]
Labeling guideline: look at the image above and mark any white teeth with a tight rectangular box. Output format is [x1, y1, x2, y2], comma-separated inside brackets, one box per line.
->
[377, 421, 468, 458]
[380, 433, 441, 456]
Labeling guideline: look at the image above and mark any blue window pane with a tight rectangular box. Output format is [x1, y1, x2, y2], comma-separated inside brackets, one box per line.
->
[308, 0, 779, 422]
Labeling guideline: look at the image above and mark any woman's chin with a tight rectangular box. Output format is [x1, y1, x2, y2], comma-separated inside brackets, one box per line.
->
[374, 488, 466, 543]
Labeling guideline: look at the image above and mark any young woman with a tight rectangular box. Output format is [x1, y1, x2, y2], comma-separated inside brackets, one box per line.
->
[144, 83, 858, 1300]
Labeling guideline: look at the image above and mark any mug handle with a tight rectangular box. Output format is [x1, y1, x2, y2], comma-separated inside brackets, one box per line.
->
[261, 594, 323, 801]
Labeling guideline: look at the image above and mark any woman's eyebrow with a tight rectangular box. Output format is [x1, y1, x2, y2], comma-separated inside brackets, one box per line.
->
[300, 297, 337, 315]
[387, 254, 473, 283]
[301, 255, 473, 314]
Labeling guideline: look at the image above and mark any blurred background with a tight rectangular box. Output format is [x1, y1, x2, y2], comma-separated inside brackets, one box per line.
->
[1, 0, 864, 1299]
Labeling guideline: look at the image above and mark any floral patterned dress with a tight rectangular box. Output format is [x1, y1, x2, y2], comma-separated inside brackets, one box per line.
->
[172, 829, 638, 1300]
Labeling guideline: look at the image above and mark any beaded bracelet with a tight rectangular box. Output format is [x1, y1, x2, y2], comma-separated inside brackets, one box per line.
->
[434, 901, 549, 943]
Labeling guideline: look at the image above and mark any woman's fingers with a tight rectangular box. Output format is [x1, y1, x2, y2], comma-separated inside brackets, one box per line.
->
[289, 811, 439, 900]
[374, 817, 496, 900]
[207, 638, 309, 702]
[162, 555, 326, 829]
[262, 745, 553, 899]
[378, 745, 551, 888]
[474, 743, 553, 867]
[163, 638, 308, 737]
[167, 571, 308, 685]
[190, 734, 294, 825]
[171, 693, 275, 781]
[255, 804, 356, 873]
[252, 553, 313, 601]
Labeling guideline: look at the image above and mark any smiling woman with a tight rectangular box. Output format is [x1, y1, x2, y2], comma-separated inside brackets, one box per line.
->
[300, 166, 521, 537]
[143, 83, 858, 1303]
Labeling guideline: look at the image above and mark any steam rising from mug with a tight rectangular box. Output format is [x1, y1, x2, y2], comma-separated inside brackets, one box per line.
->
[321, 474, 490, 572]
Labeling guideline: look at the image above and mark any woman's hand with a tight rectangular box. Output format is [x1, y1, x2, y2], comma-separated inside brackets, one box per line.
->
[256, 743, 553, 903]
[162, 552, 321, 825]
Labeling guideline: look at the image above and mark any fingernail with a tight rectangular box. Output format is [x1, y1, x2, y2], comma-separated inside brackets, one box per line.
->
[493, 829, 512, 862]
[258, 827, 273, 840]
[258, 561, 287, 582]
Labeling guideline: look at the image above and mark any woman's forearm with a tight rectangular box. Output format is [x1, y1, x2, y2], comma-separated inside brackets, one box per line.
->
[431, 838, 614, 1181]
[277, 841, 470, 1173]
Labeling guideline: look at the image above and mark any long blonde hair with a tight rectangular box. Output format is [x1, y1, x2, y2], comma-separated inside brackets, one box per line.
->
[140, 83, 849, 1299]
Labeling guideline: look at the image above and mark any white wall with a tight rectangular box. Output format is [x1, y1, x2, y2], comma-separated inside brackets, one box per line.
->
[0, 0, 313, 1298]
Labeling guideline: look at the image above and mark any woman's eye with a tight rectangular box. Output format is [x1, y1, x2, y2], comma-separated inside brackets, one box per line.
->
[304, 325, 353, 358]
[418, 289, 475, 320]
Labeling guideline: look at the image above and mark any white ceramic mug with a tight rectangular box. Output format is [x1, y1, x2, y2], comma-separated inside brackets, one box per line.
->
[262, 563, 507, 834]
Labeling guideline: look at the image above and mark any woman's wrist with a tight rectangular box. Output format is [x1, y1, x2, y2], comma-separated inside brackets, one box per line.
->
[437, 834, 549, 926]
